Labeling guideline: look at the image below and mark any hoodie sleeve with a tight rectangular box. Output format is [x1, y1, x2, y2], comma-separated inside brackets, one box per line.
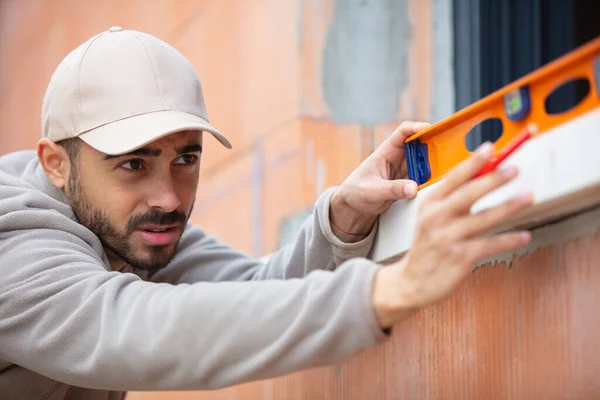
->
[0, 211, 387, 391]
[151, 186, 379, 285]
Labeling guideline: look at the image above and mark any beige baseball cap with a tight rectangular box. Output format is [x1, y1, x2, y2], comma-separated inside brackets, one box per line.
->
[42, 26, 231, 155]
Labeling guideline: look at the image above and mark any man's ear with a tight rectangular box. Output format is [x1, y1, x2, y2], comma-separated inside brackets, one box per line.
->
[37, 138, 71, 189]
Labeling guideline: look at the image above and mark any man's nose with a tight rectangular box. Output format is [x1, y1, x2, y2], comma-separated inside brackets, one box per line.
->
[146, 178, 181, 213]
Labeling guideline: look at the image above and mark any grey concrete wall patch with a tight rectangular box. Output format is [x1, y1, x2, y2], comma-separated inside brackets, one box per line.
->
[322, 0, 410, 127]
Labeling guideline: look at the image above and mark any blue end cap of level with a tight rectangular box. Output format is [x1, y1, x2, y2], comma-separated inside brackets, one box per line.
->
[503, 86, 531, 121]
[405, 139, 431, 186]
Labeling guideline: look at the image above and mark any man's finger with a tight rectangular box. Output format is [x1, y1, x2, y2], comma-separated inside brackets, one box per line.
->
[386, 121, 432, 150]
[433, 142, 494, 199]
[451, 191, 533, 239]
[467, 230, 532, 262]
[379, 121, 432, 163]
[443, 165, 519, 215]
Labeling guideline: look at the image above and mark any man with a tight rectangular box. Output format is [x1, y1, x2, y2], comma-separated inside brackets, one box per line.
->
[0, 28, 532, 399]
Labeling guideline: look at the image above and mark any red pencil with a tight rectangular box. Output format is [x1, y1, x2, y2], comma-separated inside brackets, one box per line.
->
[475, 123, 538, 178]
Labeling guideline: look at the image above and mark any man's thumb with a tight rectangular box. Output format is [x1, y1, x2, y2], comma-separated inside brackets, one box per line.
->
[382, 179, 418, 200]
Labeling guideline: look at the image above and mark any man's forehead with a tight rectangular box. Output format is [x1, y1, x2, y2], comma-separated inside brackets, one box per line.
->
[149, 130, 203, 148]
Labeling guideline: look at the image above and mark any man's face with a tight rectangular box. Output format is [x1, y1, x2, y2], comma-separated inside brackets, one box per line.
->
[67, 131, 202, 272]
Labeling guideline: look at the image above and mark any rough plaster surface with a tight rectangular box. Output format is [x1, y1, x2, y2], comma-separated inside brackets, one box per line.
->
[322, 0, 410, 127]
[478, 205, 600, 268]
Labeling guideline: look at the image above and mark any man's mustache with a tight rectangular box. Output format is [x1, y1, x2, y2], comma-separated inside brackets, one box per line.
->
[126, 209, 187, 233]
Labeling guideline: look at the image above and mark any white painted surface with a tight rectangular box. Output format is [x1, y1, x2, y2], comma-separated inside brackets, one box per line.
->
[373, 108, 600, 263]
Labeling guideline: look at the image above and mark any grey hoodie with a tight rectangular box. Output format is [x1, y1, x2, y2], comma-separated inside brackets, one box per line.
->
[0, 150, 387, 399]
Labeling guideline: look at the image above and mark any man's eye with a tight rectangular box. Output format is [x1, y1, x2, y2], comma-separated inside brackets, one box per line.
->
[120, 159, 143, 170]
[174, 154, 198, 165]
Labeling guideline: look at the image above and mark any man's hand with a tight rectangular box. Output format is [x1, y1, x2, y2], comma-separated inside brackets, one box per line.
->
[372, 142, 534, 328]
[330, 121, 431, 242]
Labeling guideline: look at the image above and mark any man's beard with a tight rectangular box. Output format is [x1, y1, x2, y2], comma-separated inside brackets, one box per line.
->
[67, 169, 190, 272]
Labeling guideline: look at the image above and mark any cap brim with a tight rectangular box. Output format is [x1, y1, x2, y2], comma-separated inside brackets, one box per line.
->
[78, 110, 232, 155]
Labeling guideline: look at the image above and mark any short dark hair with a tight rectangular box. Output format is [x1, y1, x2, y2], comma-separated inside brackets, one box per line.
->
[57, 137, 81, 165]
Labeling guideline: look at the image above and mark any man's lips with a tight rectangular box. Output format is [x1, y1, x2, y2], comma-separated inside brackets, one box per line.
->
[136, 225, 180, 246]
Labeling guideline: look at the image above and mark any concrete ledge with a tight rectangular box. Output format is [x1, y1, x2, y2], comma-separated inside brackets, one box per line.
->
[373, 108, 600, 263]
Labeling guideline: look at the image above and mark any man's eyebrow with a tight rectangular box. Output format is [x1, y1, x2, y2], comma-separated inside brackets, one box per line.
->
[104, 148, 161, 160]
[103, 144, 202, 160]
[176, 144, 203, 154]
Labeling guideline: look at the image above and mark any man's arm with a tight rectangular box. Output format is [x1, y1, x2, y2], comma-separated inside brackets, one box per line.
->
[0, 222, 386, 391]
